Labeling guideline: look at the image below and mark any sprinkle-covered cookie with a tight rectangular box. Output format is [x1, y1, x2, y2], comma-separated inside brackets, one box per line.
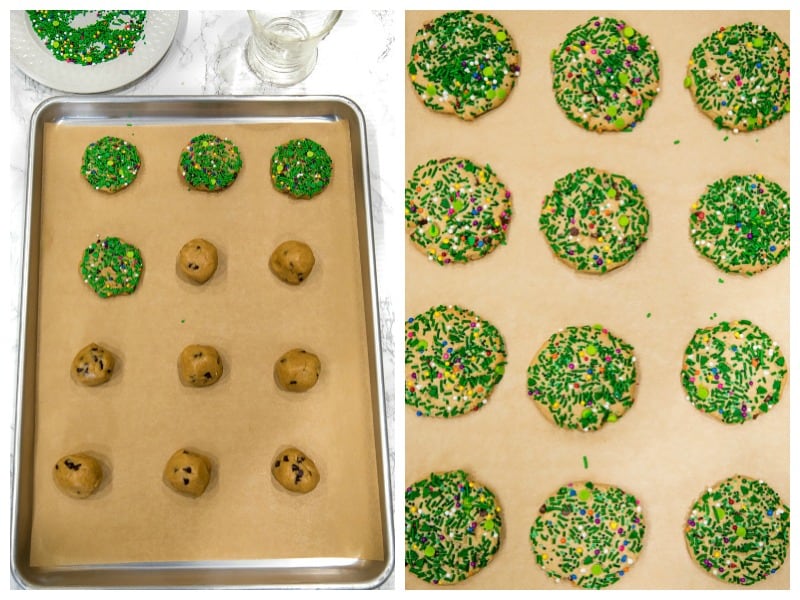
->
[530, 481, 646, 589]
[406, 157, 512, 265]
[551, 16, 660, 132]
[179, 133, 242, 191]
[270, 138, 332, 199]
[80, 136, 141, 193]
[406, 304, 506, 418]
[527, 324, 638, 431]
[685, 22, 790, 132]
[406, 470, 502, 585]
[408, 11, 520, 120]
[79, 236, 143, 298]
[540, 167, 650, 273]
[690, 174, 789, 275]
[680, 319, 786, 424]
[685, 475, 789, 585]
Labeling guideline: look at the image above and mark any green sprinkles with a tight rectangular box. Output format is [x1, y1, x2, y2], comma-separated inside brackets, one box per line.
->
[179, 133, 242, 191]
[79, 236, 143, 298]
[270, 138, 332, 199]
[80, 135, 141, 193]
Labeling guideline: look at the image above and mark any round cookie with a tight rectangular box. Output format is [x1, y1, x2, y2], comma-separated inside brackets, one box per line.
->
[551, 16, 660, 132]
[408, 11, 520, 121]
[163, 449, 212, 497]
[406, 304, 507, 418]
[680, 319, 786, 424]
[80, 135, 141, 192]
[70, 342, 115, 386]
[274, 349, 321, 392]
[690, 174, 789, 275]
[53, 453, 104, 499]
[685, 22, 790, 132]
[178, 238, 219, 284]
[179, 133, 242, 191]
[406, 469, 502, 585]
[178, 344, 223, 387]
[685, 475, 789, 585]
[530, 481, 646, 589]
[540, 167, 650, 273]
[527, 324, 638, 431]
[270, 138, 332, 199]
[79, 236, 144, 298]
[405, 157, 512, 265]
[271, 447, 320, 494]
[269, 240, 315, 285]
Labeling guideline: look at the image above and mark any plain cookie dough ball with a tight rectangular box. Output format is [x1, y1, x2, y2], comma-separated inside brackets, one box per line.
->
[271, 447, 320, 493]
[163, 449, 212, 497]
[178, 238, 218, 284]
[178, 344, 223, 387]
[274, 348, 321, 392]
[53, 453, 104, 499]
[71, 342, 115, 386]
[269, 240, 315, 285]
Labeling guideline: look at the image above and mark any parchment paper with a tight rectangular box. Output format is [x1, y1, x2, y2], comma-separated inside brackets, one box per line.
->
[30, 119, 384, 566]
[405, 11, 789, 589]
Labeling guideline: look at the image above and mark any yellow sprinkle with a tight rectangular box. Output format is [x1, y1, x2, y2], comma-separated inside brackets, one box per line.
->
[576, 547, 584, 555]
[597, 236, 604, 243]
[410, 75, 416, 81]
[713, 550, 721, 558]
[541, 553, 549, 560]
[552, 402, 560, 410]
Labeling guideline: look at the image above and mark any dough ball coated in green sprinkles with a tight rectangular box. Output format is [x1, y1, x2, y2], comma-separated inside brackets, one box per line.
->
[179, 133, 242, 191]
[408, 11, 520, 121]
[530, 481, 646, 589]
[690, 174, 789, 275]
[79, 236, 143, 298]
[685, 475, 789, 585]
[527, 324, 638, 431]
[270, 138, 332, 199]
[685, 22, 790, 133]
[406, 305, 507, 418]
[406, 470, 502, 585]
[551, 16, 660, 132]
[81, 136, 141, 193]
[540, 167, 650, 273]
[680, 319, 786, 424]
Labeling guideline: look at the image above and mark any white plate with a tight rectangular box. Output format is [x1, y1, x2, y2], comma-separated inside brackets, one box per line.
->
[10, 10, 180, 94]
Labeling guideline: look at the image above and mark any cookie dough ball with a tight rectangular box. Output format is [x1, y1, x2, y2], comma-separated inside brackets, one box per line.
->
[53, 453, 104, 499]
[178, 238, 219, 284]
[270, 138, 332, 198]
[163, 449, 212, 497]
[271, 447, 320, 493]
[179, 133, 242, 191]
[178, 344, 223, 387]
[81, 135, 141, 192]
[274, 348, 320, 392]
[269, 240, 315, 285]
[71, 342, 115, 386]
[80, 236, 144, 298]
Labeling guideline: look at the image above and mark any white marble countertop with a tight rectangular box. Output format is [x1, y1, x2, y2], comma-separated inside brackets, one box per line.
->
[7, 10, 398, 589]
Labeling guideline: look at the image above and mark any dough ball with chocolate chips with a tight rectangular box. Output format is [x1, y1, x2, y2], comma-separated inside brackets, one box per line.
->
[178, 344, 223, 387]
[274, 348, 321, 392]
[271, 447, 320, 494]
[53, 453, 104, 499]
[178, 238, 218, 284]
[163, 449, 212, 497]
[71, 343, 115, 386]
[269, 240, 315, 285]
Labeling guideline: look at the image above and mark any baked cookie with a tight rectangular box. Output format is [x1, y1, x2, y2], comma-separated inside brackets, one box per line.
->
[270, 138, 332, 199]
[406, 305, 506, 418]
[680, 319, 786, 424]
[551, 16, 660, 132]
[540, 167, 650, 273]
[80, 135, 141, 192]
[269, 240, 315, 284]
[685, 475, 789, 585]
[179, 133, 242, 191]
[686, 22, 790, 132]
[690, 174, 789, 275]
[163, 449, 212, 497]
[70, 343, 115, 386]
[405, 157, 512, 265]
[271, 447, 320, 494]
[274, 349, 321, 392]
[53, 453, 104, 499]
[178, 238, 218, 284]
[527, 324, 638, 431]
[406, 470, 502, 585]
[530, 481, 645, 589]
[408, 11, 520, 121]
[178, 344, 223, 387]
[79, 236, 144, 298]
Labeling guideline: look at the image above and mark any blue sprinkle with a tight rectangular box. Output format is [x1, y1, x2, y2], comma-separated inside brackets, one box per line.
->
[618, 571, 625, 577]
[711, 367, 718, 375]
[477, 240, 484, 247]
[416, 411, 422, 416]
[621, 555, 628, 563]
[631, 184, 638, 191]
[569, 489, 577, 496]
[408, 317, 414, 323]
[579, 509, 586, 515]
[731, 345, 738, 352]
[756, 62, 762, 68]
[769, 245, 776, 252]
[773, 105, 779, 111]
[721, 100, 727, 106]
[623, 540, 629, 545]
[767, 509, 774, 516]
[587, 368, 594, 374]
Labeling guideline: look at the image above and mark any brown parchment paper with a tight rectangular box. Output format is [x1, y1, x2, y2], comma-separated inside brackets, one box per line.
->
[405, 11, 789, 590]
[30, 119, 384, 566]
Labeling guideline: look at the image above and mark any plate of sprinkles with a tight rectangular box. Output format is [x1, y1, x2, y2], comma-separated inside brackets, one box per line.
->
[10, 10, 180, 94]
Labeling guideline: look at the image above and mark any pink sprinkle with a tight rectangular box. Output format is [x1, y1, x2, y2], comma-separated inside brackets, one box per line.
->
[591, 48, 597, 54]
[689, 376, 695, 383]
